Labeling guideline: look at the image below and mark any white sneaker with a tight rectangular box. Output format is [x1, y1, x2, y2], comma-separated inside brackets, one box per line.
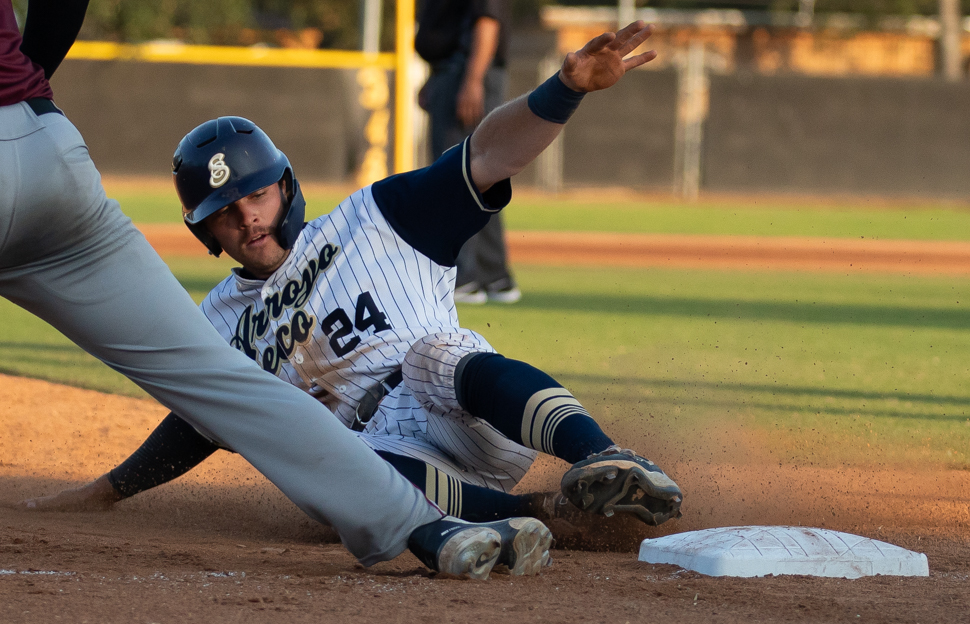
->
[484, 278, 522, 304]
[487, 286, 522, 304]
[454, 283, 487, 305]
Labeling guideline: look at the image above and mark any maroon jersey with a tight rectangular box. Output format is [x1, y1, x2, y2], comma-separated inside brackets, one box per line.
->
[0, 0, 52, 105]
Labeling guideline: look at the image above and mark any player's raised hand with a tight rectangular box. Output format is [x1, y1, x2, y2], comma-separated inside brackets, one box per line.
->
[560, 21, 656, 93]
[468, 21, 655, 190]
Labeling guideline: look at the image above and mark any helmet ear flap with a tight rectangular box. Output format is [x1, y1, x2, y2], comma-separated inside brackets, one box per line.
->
[185, 220, 223, 257]
[276, 169, 306, 250]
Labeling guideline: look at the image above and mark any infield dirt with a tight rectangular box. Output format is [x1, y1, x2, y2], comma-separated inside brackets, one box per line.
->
[1, 373, 967, 623]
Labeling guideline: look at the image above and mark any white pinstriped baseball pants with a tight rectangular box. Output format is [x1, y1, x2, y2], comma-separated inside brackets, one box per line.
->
[0, 101, 441, 565]
[363, 332, 539, 492]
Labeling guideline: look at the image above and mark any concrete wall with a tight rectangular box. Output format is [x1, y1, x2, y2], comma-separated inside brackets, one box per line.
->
[704, 72, 970, 197]
[49, 58, 970, 198]
[50, 60, 367, 182]
[562, 68, 678, 190]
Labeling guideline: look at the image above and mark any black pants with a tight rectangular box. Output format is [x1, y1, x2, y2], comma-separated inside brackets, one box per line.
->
[426, 55, 515, 291]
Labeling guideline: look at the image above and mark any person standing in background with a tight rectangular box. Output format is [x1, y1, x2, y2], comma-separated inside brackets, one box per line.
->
[416, 0, 521, 304]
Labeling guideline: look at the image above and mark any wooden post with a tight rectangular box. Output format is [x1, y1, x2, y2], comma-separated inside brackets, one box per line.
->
[940, 0, 963, 82]
[673, 41, 707, 201]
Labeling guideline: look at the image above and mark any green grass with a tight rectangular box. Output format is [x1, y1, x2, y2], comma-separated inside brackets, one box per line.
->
[458, 266, 970, 468]
[0, 301, 139, 395]
[501, 196, 970, 240]
[2, 259, 967, 468]
[105, 182, 970, 240]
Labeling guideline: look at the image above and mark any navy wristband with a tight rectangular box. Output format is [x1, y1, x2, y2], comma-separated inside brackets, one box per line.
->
[527, 72, 586, 124]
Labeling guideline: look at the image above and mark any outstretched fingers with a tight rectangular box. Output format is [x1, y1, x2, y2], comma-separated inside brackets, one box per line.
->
[614, 22, 655, 71]
[560, 21, 658, 92]
[623, 49, 658, 71]
[614, 21, 652, 48]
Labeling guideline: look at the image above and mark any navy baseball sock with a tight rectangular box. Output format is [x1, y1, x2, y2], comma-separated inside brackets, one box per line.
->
[376, 451, 530, 522]
[454, 353, 614, 464]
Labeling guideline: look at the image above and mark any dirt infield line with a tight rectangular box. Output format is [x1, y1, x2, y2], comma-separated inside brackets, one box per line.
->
[139, 224, 970, 273]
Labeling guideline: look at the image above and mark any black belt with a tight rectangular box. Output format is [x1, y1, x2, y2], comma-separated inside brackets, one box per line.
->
[351, 370, 403, 432]
[25, 97, 63, 116]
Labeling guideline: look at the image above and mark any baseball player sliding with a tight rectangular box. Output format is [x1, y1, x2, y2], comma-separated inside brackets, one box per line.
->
[5, 0, 568, 581]
[22, 21, 682, 545]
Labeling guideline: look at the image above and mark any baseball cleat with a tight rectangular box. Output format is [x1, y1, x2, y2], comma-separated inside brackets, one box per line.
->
[533, 491, 591, 526]
[489, 517, 554, 576]
[527, 491, 596, 543]
[408, 517, 502, 579]
[560, 446, 683, 526]
[407, 516, 553, 579]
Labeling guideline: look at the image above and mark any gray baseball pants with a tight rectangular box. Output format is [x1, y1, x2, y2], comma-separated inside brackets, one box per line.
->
[0, 101, 441, 565]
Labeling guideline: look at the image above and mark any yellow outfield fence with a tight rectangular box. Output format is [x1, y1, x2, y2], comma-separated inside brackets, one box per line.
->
[65, 41, 395, 70]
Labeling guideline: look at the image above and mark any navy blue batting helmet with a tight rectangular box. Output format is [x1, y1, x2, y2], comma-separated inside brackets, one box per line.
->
[172, 116, 306, 257]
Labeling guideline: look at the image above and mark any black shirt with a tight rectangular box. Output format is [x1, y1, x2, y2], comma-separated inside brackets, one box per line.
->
[415, 0, 509, 68]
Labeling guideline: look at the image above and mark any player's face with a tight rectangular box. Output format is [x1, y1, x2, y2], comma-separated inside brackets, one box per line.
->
[204, 182, 290, 279]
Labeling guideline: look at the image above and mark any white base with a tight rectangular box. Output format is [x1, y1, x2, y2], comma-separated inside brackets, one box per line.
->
[638, 526, 929, 579]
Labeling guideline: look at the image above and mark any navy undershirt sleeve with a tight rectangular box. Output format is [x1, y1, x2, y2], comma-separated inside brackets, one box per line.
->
[107, 412, 220, 498]
[371, 137, 512, 266]
[20, 0, 91, 79]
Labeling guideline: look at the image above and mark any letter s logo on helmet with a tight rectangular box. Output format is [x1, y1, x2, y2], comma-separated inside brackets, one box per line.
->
[208, 153, 231, 188]
[172, 116, 306, 257]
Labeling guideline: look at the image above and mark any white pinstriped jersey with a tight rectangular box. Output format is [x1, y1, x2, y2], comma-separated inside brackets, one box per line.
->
[199, 139, 509, 430]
